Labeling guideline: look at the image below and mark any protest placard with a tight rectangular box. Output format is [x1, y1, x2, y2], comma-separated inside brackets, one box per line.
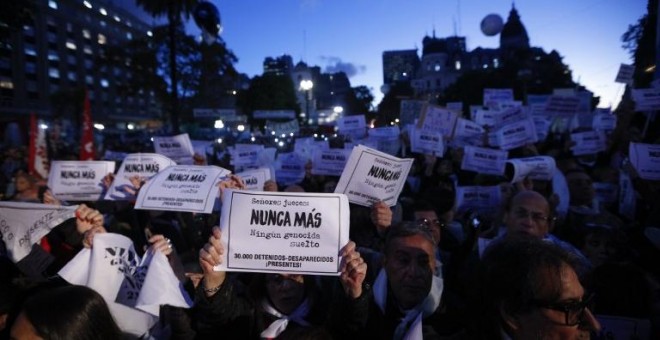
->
[544, 95, 580, 117]
[533, 116, 551, 142]
[460, 146, 507, 176]
[135, 165, 231, 213]
[629, 142, 660, 180]
[275, 152, 307, 186]
[570, 131, 607, 156]
[152, 133, 195, 165]
[417, 105, 458, 138]
[631, 88, 660, 111]
[614, 63, 635, 84]
[334, 144, 413, 207]
[483, 88, 514, 109]
[410, 128, 444, 156]
[216, 190, 350, 275]
[235, 167, 272, 191]
[230, 144, 264, 167]
[367, 126, 401, 156]
[105, 153, 176, 201]
[592, 113, 617, 131]
[399, 100, 426, 126]
[454, 118, 485, 138]
[455, 185, 501, 213]
[504, 156, 556, 183]
[495, 118, 538, 150]
[337, 115, 366, 131]
[474, 109, 498, 127]
[0, 202, 77, 262]
[48, 160, 116, 201]
[311, 148, 351, 177]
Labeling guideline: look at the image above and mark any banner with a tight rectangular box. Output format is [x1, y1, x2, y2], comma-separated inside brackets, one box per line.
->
[153, 133, 194, 165]
[570, 131, 607, 156]
[460, 146, 508, 176]
[629, 142, 660, 180]
[59, 233, 192, 337]
[48, 160, 116, 201]
[311, 148, 351, 177]
[80, 90, 95, 160]
[504, 156, 556, 183]
[105, 153, 176, 201]
[28, 113, 49, 179]
[235, 167, 273, 191]
[135, 165, 231, 213]
[0, 202, 77, 262]
[216, 190, 350, 275]
[334, 144, 413, 207]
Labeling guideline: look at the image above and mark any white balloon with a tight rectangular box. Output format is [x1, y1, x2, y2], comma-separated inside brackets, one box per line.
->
[480, 14, 503, 37]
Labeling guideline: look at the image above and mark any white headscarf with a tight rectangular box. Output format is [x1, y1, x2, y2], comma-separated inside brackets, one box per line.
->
[259, 297, 311, 339]
[372, 268, 444, 340]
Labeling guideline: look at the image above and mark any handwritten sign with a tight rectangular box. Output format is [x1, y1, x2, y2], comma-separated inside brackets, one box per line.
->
[105, 153, 176, 201]
[48, 160, 116, 201]
[629, 142, 660, 180]
[135, 165, 231, 213]
[461, 146, 508, 176]
[153, 133, 194, 165]
[311, 148, 351, 177]
[235, 167, 272, 191]
[334, 144, 413, 207]
[0, 202, 77, 262]
[216, 190, 350, 275]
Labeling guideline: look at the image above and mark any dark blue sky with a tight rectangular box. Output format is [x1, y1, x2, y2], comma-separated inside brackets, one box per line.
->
[117, 0, 648, 107]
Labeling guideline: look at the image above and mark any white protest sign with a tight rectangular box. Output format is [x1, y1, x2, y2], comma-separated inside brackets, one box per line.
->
[593, 182, 618, 204]
[629, 142, 660, 180]
[216, 190, 350, 275]
[504, 156, 556, 183]
[0, 202, 77, 262]
[236, 167, 272, 191]
[152, 133, 194, 165]
[483, 88, 514, 109]
[474, 109, 498, 127]
[497, 107, 528, 127]
[455, 186, 501, 213]
[230, 144, 264, 167]
[570, 131, 607, 156]
[135, 165, 231, 213]
[59, 233, 192, 337]
[569, 113, 595, 132]
[631, 88, 660, 111]
[460, 146, 508, 176]
[367, 126, 401, 156]
[544, 96, 580, 117]
[454, 118, 485, 138]
[496, 118, 538, 150]
[614, 64, 635, 84]
[592, 113, 617, 131]
[275, 152, 307, 186]
[311, 148, 351, 177]
[337, 115, 366, 131]
[533, 116, 552, 141]
[334, 144, 413, 207]
[410, 128, 444, 156]
[105, 153, 176, 201]
[595, 315, 650, 340]
[418, 105, 458, 138]
[48, 161, 116, 201]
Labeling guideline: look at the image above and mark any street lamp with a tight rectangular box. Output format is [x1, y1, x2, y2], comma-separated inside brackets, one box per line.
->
[300, 79, 313, 125]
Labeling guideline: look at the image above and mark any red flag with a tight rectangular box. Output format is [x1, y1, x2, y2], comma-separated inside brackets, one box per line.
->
[28, 113, 49, 179]
[80, 90, 95, 160]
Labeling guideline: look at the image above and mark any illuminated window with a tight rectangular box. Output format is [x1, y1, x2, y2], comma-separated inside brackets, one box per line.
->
[68, 72, 76, 81]
[86, 75, 93, 84]
[48, 67, 60, 78]
[434, 64, 441, 72]
[83, 1, 92, 9]
[66, 41, 77, 50]
[98, 34, 106, 45]
[114, 15, 121, 22]
[99, 7, 107, 16]
[100, 79, 109, 88]
[146, 30, 153, 37]
[126, 32, 132, 40]
[24, 46, 37, 56]
[0, 78, 14, 89]
[455, 60, 461, 70]
[82, 29, 91, 39]
[493, 58, 499, 68]
[48, 1, 58, 9]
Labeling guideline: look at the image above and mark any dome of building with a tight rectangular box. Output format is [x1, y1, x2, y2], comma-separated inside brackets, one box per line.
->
[499, 4, 530, 50]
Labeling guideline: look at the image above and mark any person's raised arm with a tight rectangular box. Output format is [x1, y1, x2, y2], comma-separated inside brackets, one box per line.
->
[198, 226, 225, 297]
[339, 241, 367, 299]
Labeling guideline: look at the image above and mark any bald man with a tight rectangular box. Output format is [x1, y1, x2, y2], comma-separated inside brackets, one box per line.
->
[503, 190, 554, 239]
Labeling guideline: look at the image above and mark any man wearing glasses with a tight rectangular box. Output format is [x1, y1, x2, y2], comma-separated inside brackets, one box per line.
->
[478, 236, 601, 338]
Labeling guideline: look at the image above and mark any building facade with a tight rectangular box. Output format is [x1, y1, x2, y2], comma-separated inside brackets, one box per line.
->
[0, 0, 159, 125]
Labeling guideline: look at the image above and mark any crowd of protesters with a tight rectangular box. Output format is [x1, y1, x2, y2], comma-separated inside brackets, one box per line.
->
[0, 100, 659, 339]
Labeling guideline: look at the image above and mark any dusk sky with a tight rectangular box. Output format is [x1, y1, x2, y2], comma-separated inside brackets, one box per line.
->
[120, 0, 648, 109]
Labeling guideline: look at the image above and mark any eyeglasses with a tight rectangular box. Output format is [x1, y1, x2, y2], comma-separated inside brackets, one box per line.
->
[415, 218, 446, 229]
[512, 208, 554, 224]
[531, 293, 595, 326]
